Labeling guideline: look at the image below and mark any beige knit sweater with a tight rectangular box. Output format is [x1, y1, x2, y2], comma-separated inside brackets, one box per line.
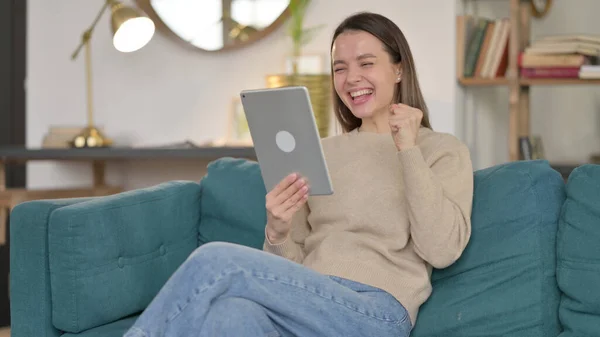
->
[263, 127, 474, 326]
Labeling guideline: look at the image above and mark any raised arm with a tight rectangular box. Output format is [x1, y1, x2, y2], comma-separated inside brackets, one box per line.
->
[397, 136, 474, 269]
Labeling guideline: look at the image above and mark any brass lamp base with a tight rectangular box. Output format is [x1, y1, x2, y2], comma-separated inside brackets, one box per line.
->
[70, 126, 113, 148]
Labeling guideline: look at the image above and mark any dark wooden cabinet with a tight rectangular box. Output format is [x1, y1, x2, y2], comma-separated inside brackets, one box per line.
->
[0, 0, 26, 327]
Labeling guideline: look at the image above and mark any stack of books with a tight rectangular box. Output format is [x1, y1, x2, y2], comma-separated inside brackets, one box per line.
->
[457, 16, 511, 79]
[520, 34, 600, 79]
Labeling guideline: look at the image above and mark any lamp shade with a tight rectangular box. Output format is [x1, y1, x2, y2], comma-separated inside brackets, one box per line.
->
[110, 3, 155, 52]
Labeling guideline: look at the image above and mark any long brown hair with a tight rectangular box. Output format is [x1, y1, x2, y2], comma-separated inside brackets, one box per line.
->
[330, 12, 432, 133]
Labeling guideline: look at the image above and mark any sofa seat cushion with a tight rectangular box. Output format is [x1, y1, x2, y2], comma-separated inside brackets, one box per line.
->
[62, 315, 139, 337]
[198, 157, 267, 249]
[557, 164, 600, 337]
[411, 160, 565, 337]
[48, 181, 202, 333]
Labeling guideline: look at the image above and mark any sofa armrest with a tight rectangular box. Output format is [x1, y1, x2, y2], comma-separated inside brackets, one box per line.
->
[10, 197, 96, 337]
[11, 181, 202, 335]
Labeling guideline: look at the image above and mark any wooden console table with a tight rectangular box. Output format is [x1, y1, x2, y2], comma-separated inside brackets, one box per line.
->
[0, 145, 256, 245]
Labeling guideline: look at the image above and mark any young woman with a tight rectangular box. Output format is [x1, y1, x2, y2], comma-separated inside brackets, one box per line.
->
[124, 11, 473, 337]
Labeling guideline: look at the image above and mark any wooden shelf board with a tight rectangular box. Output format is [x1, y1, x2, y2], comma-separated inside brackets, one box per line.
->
[519, 78, 600, 85]
[459, 77, 600, 86]
[458, 78, 509, 86]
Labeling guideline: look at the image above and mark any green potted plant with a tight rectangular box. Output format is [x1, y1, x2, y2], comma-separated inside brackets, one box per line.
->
[286, 0, 324, 76]
[266, 0, 331, 137]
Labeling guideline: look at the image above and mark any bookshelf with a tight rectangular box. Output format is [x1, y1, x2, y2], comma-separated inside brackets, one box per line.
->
[457, 0, 600, 162]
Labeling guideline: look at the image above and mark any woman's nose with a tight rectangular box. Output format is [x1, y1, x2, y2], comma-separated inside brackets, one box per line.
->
[346, 67, 362, 83]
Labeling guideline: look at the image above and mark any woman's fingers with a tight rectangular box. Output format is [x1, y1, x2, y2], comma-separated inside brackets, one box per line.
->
[282, 184, 309, 212]
[266, 173, 298, 210]
[277, 189, 309, 221]
[269, 182, 309, 222]
[269, 173, 298, 197]
[274, 176, 306, 205]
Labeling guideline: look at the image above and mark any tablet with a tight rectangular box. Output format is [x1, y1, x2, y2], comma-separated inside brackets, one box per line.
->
[240, 86, 333, 196]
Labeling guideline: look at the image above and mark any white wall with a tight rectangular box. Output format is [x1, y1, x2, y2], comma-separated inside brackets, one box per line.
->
[26, 0, 457, 190]
[457, 0, 600, 169]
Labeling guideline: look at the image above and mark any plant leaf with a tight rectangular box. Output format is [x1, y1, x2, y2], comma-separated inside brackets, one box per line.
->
[300, 24, 325, 45]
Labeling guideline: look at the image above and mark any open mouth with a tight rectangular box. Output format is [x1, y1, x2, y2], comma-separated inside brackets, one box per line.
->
[349, 89, 374, 104]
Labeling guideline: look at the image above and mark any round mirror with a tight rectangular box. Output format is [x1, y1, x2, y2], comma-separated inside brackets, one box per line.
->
[136, 0, 291, 52]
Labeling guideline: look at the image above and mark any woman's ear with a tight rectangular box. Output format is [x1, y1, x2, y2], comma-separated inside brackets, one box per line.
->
[395, 63, 402, 83]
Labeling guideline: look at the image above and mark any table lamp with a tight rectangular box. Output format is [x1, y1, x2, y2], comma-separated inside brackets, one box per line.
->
[70, 0, 155, 148]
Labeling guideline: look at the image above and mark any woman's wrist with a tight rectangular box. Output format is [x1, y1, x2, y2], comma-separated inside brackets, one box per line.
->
[265, 225, 288, 245]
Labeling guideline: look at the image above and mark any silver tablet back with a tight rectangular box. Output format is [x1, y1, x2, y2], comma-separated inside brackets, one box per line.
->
[240, 86, 333, 196]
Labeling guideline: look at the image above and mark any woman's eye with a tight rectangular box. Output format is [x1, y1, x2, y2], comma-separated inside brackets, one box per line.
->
[361, 63, 373, 67]
[334, 68, 345, 73]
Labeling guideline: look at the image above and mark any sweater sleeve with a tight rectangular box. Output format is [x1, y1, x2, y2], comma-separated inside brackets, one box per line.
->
[397, 136, 474, 269]
[262, 203, 310, 264]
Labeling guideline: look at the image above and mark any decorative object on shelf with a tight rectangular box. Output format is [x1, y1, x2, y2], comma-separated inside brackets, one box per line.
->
[266, 0, 330, 138]
[530, 135, 545, 159]
[225, 97, 253, 146]
[70, 0, 155, 148]
[284, 54, 324, 75]
[519, 135, 544, 160]
[530, 0, 552, 18]
[136, 0, 291, 52]
[42, 125, 106, 148]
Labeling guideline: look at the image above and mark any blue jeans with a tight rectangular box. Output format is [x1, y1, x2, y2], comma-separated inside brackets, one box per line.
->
[123, 242, 411, 337]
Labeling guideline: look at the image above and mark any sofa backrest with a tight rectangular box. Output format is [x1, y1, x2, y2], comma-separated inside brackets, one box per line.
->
[199, 157, 570, 337]
[411, 159, 566, 337]
[556, 164, 600, 337]
[198, 157, 268, 249]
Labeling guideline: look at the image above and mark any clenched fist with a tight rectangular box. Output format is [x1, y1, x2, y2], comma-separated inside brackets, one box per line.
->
[389, 103, 423, 151]
[265, 173, 309, 244]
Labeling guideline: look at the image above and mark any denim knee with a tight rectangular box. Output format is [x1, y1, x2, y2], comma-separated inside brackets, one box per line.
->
[188, 242, 236, 264]
[188, 241, 262, 267]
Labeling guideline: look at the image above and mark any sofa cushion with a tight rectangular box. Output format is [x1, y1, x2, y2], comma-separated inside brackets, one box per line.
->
[48, 181, 201, 333]
[411, 160, 565, 337]
[557, 164, 600, 337]
[198, 157, 267, 250]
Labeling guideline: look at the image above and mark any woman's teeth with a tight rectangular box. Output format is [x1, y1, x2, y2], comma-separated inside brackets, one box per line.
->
[350, 89, 373, 100]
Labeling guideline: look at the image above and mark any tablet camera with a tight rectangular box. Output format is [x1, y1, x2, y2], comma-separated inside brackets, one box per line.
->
[276, 130, 296, 153]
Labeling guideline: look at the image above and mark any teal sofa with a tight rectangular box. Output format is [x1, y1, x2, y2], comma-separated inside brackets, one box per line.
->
[9, 158, 600, 337]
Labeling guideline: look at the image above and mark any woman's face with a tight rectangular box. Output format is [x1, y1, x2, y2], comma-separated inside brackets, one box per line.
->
[331, 30, 400, 121]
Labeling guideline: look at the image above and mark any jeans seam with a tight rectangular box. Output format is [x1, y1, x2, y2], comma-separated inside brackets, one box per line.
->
[252, 272, 403, 324]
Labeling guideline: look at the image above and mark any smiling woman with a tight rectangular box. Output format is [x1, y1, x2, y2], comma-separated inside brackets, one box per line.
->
[330, 14, 432, 133]
[135, 0, 291, 52]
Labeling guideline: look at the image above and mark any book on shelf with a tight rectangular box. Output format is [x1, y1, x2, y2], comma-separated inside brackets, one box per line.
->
[457, 15, 510, 80]
[520, 34, 600, 79]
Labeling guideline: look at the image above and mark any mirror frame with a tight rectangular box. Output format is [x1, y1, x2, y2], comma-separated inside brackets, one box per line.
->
[135, 0, 291, 53]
